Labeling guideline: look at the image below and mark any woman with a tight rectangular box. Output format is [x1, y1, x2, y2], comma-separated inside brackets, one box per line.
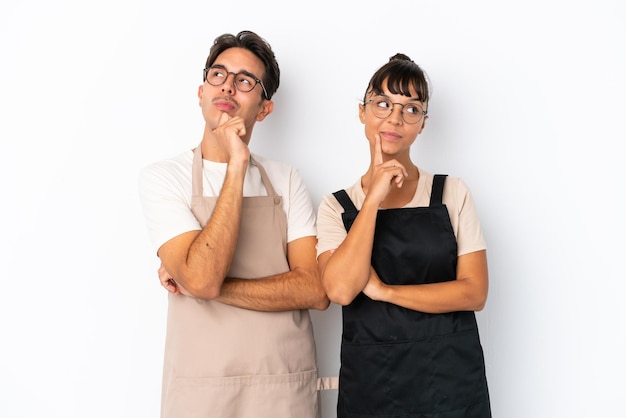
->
[316, 54, 491, 417]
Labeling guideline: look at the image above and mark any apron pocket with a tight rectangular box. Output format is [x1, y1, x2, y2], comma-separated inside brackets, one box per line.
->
[339, 330, 488, 416]
[163, 370, 320, 418]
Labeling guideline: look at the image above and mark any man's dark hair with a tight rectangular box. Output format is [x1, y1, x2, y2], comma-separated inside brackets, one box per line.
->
[205, 30, 280, 100]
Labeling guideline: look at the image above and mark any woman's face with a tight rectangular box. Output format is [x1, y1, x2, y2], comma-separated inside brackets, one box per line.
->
[359, 80, 428, 159]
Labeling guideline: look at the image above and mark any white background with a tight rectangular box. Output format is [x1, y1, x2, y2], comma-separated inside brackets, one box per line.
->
[1, 1, 624, 417]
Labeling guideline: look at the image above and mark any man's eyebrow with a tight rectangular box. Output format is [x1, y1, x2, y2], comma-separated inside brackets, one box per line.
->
[210, 64, 259, 79]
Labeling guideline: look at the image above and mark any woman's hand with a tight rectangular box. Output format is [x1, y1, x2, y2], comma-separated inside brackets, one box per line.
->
[365, 134, 409, 206]
[363, 267, 387, 301]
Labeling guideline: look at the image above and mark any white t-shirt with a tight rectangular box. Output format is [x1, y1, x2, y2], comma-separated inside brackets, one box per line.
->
[316, 170, 486, 258]
[139, 149, 316, 254]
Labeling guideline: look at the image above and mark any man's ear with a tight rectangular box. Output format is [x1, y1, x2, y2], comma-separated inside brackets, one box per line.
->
[197, 85, 203, 105]
[256, 100, 274, 121]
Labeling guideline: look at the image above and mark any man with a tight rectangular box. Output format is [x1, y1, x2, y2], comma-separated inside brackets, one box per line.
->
[139, 30, 329, 418]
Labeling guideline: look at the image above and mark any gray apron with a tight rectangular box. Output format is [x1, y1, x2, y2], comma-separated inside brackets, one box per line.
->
[161, 146, 320, 418]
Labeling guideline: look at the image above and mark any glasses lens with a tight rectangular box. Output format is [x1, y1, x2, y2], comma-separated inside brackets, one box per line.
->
[402, 103, 424, 124]
[233, 74, 256, 92]
[369, 97, 423, 124]
[371, 98, 392, 119]
[205, 67, 227, 86]
[205, 67, 257, 93]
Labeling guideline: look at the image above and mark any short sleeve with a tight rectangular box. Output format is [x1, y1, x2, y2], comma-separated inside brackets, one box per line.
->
[443, 177, 486, 256]
[138, 160, 201, 255]
[316, 193, 349, 258]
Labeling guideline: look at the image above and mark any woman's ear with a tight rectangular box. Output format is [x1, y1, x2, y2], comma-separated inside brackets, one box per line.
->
[359, 103, 366, 124]
[417, 115, 428, 134]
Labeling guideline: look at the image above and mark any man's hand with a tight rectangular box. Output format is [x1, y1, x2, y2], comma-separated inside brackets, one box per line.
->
[213, 112, 250, 165]
[158, 262, 192, 296]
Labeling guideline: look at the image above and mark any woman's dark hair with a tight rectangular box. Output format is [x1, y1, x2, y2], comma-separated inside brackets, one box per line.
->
[204, 30, 280, 100]
[363, 53, 430, 110]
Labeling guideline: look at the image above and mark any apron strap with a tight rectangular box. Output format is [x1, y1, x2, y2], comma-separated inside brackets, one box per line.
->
[429, 174, 448, 207]
[317, 376, 339, 391]
[191, 145, 277, 199]
[192, 145, 204, 197]
[250, 155, 279, 198]
[332, 189, 357, 212]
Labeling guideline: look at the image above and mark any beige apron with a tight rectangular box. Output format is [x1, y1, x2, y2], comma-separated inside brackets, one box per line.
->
[161, 146, 321, 418]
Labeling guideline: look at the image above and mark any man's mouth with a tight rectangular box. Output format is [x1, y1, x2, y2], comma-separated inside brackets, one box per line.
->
[214, 98, 237, 111]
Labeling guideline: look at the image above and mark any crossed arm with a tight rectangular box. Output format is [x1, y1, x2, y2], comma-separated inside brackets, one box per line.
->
[156, 160, 328, 311]
[317, 175, 488, 313]
[157, 159, 247, 300]
[364, 250, 488, 313]
[160, 235, 329, 311]
[319, 242, 488, 313]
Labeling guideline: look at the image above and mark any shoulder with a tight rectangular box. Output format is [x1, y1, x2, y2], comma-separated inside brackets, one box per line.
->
[420, 171, 470, 196]
[251, 153, 297, 177]
[419, 170, 465, 188]
[139, 150, 193, 182]
[319, 180, 362, 213]
[251, 153, 308, 197]
[437, 174, 478, 217]
[409, 169, 473, 208]
[442, 175, 472, 199]
[138, 150, 193, 196]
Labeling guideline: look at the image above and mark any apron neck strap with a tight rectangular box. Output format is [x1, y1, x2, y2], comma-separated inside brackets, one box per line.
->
[192, 144, 278, 198]
[429, 174, 448, 207]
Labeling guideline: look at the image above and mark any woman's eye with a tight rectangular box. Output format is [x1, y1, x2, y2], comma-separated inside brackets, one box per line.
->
[406, 105, 420, 114]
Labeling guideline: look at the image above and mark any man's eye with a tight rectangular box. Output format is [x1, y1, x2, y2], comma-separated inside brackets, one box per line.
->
[238, 77, 253, 86]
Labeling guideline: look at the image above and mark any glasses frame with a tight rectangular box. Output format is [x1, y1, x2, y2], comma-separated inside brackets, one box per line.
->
[364, 96, 427, 125]
[203, 66, 269, 100]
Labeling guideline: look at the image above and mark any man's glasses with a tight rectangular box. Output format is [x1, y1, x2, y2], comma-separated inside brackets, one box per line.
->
[364, 96, 427, 124]
[203, 66, 269, 100]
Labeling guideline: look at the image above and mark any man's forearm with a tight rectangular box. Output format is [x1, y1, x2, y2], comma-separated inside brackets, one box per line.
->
[215, 268, 329, 311]
[172, 170, 246, 298]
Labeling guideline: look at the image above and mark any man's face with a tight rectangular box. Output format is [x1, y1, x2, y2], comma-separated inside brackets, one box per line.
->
[198, 47, 272, 135]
